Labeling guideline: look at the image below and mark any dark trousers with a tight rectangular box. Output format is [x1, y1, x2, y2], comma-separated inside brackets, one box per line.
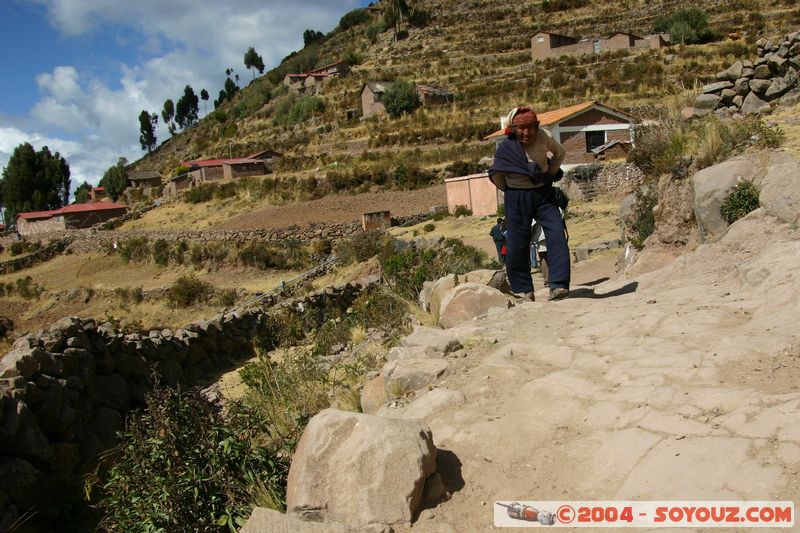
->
[504, 187, 569, 293]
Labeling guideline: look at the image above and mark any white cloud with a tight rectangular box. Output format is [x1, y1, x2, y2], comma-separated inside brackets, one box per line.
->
[4, 0, 365, 192]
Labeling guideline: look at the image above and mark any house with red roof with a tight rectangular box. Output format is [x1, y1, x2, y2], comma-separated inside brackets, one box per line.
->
[16, 202, 128, 237]
[531, 30, 670, 61]
[89, 186, 106, 202]
[283, 60, 350, 94]
[483, 101, 635, 167]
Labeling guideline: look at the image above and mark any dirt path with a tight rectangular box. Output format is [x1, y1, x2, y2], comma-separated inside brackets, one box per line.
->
[216, 185, 448, 230]
[386, 209, 800, 531]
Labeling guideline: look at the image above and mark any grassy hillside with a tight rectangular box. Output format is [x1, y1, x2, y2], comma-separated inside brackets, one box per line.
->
[131, 0, 800, 185]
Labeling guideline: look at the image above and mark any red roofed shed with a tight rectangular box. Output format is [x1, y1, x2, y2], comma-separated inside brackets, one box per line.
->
[16, 202, 128, 237]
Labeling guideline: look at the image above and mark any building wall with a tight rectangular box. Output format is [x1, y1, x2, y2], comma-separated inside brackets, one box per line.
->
[607, 33, 636, 50]
[130, 177, 161, 189]
[561, 109, 627, 127]
[64, 209, 127, 229]
[200, 166, 224, 182]
[445, 174, 497, 216]
[17, 216, 66, 237]
[532, 32, 668, 60]
[418, 91, 452, 106]
[223, 161, 267, 180]
[595, 142, 629, 161]
[560, 131, 595, 165]
[361, 211, 391, 231]
[361, 88, 386, 118]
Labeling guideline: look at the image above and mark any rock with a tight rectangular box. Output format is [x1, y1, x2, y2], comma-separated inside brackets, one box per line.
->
[759, 152, 800, 225]
[734, 78, 750, 96]
[90, 406, 124, 448]
[740, 92, 770, 115]
[790, 43, 800, 57]
[0, 349, 41, 379]
[743, 59, 754, 69]
[94, 373, 130, 411]
[422, 472, 448, 503]
[0, 457, 44, 509]
[388, 346, 440, 361]
[740, 67, 755, 78]
[765, 77, 790, 100]
[360, 374, 388, 415]
[784, 66, 799, 88]
[754, 64, 772, 79]
[732, 95, 744, 108]
[439, 283, 510, 328]
[402, 326, 463, 354]
[719, 61, 743, 81]
[384, 359, 450, 392]
[769, 55, 787, 72]
[719, 88, 736, 104]
[692, 157, 760, 241]
[422, 274, 455, 315]
[286, 409, 436, 527]
[693, 93, 721, 116]
[0, 398, 53, 464]
[574, 239, 622, 262]
[702, 81, 734, 93]
[680, 107, 696, 121]
[241, 507, 348, 533]
[780, 88, 800, 106]
[749, 78, 772, 95]
[398, 388, 466, 421]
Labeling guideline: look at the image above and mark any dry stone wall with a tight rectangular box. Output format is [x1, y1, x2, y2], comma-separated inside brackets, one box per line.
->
[0, 239, 71, 275]
[0, 282, 365, 530]
[693, 30, 800, 117]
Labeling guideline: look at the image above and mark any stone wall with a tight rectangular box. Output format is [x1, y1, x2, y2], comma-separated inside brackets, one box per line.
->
[0, 239, 71, 275]
[692, 29, 800, 117]
[0, 282, 366, 530]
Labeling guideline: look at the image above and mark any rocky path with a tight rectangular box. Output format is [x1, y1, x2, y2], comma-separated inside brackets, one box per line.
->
[385, 209, 800, 532]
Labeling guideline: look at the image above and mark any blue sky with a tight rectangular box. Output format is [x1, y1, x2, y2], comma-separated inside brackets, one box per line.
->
[0, 0, 370, 193]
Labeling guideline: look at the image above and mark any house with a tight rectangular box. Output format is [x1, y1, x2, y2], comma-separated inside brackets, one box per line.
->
[283, 73, 308, 90]
[361, 211, 392, 231]
[181, 157, 269, 184]
[531, 30, 670, 61]
[443, 173, 499, 217]
[127, 170, 162, 189]
[89, 187, 106, 202]
[483, 101, 636, 168]
[247, 149, 282, 165]
[308, 60, 350, 78]
[163, 174, 192, 198]
[283, 60, 350, 93]
[361, 82, 455, 118]
[16, 202, 128, 237]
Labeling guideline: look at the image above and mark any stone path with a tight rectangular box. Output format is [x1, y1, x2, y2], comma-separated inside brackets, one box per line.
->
[386, 209, 800, 532]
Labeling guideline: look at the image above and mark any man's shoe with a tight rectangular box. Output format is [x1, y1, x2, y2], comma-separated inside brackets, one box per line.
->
[513, 291, 535, 301]
[548, 288, 569, 301]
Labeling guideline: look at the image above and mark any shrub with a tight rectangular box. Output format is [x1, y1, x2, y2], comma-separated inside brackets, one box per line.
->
[93, 386, 288, 532]
[423, 223, 435, 233]
[654, 7, 715, 44]
[152, 239, 170, 266]
[335, 230, 392, 266]
[453, 205, 473, 217]
[721, 181, 760, 224]
[167, 275, 212, 308]
[120, 237, 150, 263]
[566, 163, 602, 182]
[624, 186, 657, 249]
[113, 286, 143, 304]
[382, 79, 421, 118]
[216, 288, 238, 307]
[15, 276, 44, 299]
[339, 8, 369, 30]
[186, 183, 216, 203]
[9, 242, 24, 256]
[445, 160, 485, 176]
[628, 123, 690, 178]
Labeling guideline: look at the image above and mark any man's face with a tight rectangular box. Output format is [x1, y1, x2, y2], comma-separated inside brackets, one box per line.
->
[516, 123, 538, 146]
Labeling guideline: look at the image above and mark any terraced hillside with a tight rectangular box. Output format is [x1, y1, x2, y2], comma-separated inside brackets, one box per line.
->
[132, 0, 800, 183]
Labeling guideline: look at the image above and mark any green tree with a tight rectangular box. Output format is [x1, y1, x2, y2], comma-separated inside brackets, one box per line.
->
[339, 8, 370, 30]
[200, 88, 209, 115]
[138, 110, 158, 153]
[161, 99, 176, 135]
[99, 158, 129, 201]
[382, 79, 420, 118]
[303, 29, 324, 46]
[74, 181, 92, 203]
[244, 46, 265, 81]
[654, 7, 714, 44]
[0, 143, 70, 221]
[175, 85, 199, 130]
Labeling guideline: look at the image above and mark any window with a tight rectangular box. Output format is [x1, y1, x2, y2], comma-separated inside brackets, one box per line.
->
[537, 36, 545, 43]
[585, 131, 606, 152]
[593, 39, 601, 53]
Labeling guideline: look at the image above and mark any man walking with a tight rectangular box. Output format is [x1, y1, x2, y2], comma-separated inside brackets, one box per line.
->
[487, 106, 570, 301]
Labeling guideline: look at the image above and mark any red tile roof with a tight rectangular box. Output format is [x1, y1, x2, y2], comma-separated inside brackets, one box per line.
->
[483, 101, 633, 140]
[16, 202, 127, 220]
[93, 186, 105, 191]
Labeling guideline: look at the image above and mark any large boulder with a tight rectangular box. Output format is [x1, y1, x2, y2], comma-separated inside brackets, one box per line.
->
[693, 94, 721, 116]
[383, 358, 450, 392]
[692, 157, 761, 241]
[759, 152, 800, 225]
[286, 409, 437, 527]
[420, 274, 456, 315]
[765, 77, 790, 100]
[718, 61, 744, 81]
[438, 283, 510, 328]
[749, 78, 772, 95]
[780, 87, 800, 106]
[734, 78, 750, 96]
[740, 92, 770, 115]
[390, 388, 466, 421]
[401, 326, 463, 354]
[702, 81, 734, 93]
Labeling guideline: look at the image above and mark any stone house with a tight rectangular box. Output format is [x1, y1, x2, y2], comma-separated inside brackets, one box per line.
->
[484, 101, 636, 168]
[531, 30, 670, 61]
[361, 211, 392, 231]
[283, 60, 350, 94]
[163, 174, 192, 198]
[361, 82, 454, 118]
[248, 149, 282, 166]
[181, 157, 269, 186]
[16, 202, 128, 237]
[127, 170, 162, 189]
[443, 173, 500, 217]
[89, 187, 106, 202]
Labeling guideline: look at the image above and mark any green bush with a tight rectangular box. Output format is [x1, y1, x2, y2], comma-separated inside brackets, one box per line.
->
[381, 238, 492, 300]
[152, 239, 170, 266]
[120, 237, 150, 263]
[654, 7, 715, 44]
[721, 181, 760, 224]
[186, 183, 216, 203]
[9, 242, 24, 256]
[628, 124, 690, 178]
[339, 8, 369, 29]
[624, 186, 657, 249]
[382, 79, 421, 118]
[423, 223, 435, 233]
[93, 386, 288, 532]
[335, 230, 392, 266]
[167, 275, 212, 308]
[14, 276, 44, 299]
[453, 205, 473, 217]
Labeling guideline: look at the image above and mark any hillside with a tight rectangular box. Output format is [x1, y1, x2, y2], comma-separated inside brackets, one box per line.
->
[131, 0, 800, 183]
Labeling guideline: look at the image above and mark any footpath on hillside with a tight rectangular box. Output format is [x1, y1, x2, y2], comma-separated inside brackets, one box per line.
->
[381, 207, 800, 532]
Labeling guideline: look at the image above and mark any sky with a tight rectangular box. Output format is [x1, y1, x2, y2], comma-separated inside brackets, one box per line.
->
[0, 0, 370, 196]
